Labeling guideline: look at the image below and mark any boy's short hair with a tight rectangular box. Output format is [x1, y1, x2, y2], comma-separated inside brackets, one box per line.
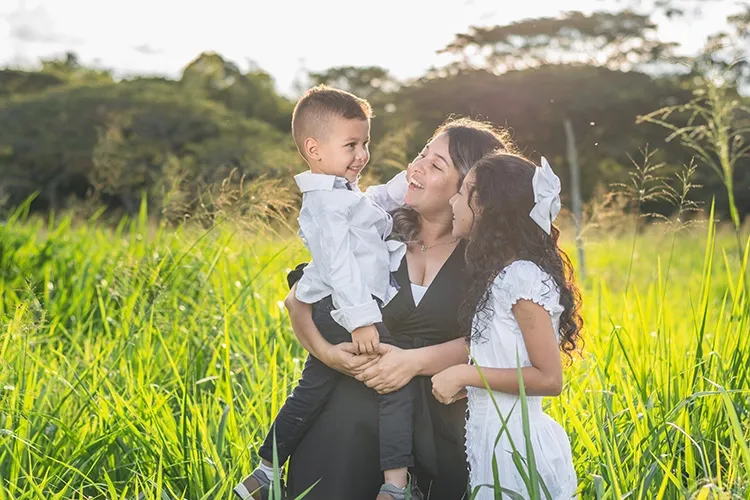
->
[291, 84, 373, 157]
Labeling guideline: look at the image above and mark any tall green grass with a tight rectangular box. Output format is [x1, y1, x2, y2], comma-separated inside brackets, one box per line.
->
[1, 202, 748, 498]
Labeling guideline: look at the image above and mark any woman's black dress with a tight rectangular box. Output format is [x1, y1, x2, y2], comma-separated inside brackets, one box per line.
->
[286, 242, 469, 499]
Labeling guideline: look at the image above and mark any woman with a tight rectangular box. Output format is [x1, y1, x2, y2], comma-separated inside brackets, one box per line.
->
[282, 117, 513, 499]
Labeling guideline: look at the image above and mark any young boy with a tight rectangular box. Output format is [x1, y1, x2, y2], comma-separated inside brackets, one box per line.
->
[234, 85, 419, 500]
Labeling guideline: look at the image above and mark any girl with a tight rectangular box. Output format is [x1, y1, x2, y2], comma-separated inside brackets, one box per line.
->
[431, 152, 582, 499]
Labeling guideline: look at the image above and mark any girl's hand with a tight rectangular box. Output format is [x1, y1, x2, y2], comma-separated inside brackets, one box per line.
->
[431, 365, 469, 405]
[356, 345, 419, 394]
[321, 342, 380, 378]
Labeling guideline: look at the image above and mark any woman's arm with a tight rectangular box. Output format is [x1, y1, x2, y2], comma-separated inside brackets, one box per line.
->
[356, 337, 468, 394]
[431, 300, 563, 403]
[284, 286, 325, 358]
[284, 285, 379, 376]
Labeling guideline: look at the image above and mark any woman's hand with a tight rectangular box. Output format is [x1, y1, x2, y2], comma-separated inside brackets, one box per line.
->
[284, 285, 379, 377]
[321, 342, 380, 378]
[356, 345, 420, 394]
[431, 365, 470, 405]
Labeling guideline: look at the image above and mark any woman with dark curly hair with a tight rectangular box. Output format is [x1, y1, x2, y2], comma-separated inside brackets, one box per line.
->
[431, 152, 582, 499]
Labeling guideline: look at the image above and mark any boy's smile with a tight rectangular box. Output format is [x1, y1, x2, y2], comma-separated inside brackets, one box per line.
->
[312, 116, 371, 184]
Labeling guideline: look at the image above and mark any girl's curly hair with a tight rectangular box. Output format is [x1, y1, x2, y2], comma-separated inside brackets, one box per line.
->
[458, 152, 583, 358]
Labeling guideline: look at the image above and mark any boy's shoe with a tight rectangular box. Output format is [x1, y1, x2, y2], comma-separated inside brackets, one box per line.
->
[233, 468, 285, 500]
[376, 482, 425, 500]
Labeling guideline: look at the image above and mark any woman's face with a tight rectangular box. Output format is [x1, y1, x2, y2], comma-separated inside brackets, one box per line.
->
[449, 168, 478, 239]
[405, 132, 461, 217]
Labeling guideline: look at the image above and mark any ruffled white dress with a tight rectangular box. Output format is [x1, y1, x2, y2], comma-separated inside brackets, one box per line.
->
[465, 260, 577, 499]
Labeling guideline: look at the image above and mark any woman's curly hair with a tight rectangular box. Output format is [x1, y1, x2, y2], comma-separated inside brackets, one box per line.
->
[458, 152, 583, 358]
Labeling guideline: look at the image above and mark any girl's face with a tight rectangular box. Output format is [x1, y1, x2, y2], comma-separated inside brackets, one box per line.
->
[405, 132, 461, 217]
[449, 168, 478, 239]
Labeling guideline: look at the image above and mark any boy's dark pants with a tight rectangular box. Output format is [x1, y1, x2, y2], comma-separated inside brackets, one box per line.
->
[258, 295, 414, 472]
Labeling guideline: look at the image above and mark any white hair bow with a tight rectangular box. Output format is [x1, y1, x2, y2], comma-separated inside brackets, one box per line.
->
[529, 157, 561, 235]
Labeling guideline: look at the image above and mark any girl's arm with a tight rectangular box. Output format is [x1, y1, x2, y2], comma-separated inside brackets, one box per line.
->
[431, 300, 563, 403]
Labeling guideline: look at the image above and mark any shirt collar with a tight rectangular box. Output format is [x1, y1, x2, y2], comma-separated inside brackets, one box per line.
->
[294, 171, 350, 193]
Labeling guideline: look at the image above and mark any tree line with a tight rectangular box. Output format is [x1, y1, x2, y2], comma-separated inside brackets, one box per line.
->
[0, 6, 748, 224]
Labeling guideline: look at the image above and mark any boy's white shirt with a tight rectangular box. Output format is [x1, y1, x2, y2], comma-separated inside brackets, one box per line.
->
[293, 170, 408, 333]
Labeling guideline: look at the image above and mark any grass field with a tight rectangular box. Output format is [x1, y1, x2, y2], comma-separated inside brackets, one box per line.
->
[1, 201, 749, 499]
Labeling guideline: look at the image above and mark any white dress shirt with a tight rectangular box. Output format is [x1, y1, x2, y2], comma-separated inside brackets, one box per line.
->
[293, 170, 408, 333]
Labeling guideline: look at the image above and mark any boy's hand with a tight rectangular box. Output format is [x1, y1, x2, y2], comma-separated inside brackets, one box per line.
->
[351, 324, 380, 354]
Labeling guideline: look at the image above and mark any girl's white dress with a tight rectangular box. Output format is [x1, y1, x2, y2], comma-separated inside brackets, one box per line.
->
[465, 260, 577, 499]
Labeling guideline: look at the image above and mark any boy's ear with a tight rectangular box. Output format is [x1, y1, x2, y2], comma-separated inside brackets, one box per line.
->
[304, 137, 321, 161]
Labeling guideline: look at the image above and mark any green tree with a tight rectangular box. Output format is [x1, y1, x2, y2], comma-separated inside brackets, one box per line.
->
[438, 10, 679, 73]
[180, 52, 293, 131]
[0, 70, 65, 99]
[39, 51, 113, 86]
[0, 78, 300, 213]
[306, 65, 400, 101]
[393, 65, 691, 202]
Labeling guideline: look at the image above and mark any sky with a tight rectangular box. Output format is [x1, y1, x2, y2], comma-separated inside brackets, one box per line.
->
[0, 0, 743, 96]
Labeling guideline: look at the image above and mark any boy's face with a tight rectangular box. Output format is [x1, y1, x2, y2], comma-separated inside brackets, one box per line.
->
[311, 116, 371, 184]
